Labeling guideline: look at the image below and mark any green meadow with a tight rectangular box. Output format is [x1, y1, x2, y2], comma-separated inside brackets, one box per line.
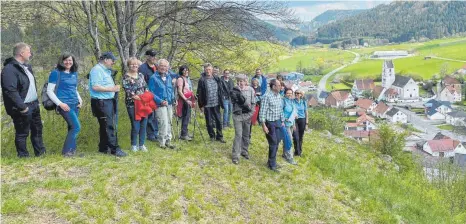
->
[337, 38, 466, 81]
[2, 114, 465, 223]
[339, 56, 464, 80]
[269, 46, 354, 74]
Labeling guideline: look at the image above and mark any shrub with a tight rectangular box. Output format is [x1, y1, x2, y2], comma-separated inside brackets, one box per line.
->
[308, 108, 344, 135]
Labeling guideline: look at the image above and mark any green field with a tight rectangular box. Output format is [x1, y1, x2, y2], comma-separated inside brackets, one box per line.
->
[339, 56, 464, 80]
[437, 124, 454, 131]
[269, 46, 354, 74]
[338, 38, 466, 81]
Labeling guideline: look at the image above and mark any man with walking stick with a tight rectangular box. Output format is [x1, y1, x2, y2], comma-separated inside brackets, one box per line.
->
[89, 52, 127, 157]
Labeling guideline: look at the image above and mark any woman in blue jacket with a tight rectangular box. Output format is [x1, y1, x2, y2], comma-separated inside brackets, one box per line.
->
[293, 90, 308, 156]
[47, 53, 82, 157]
[282, 88, 297, 165]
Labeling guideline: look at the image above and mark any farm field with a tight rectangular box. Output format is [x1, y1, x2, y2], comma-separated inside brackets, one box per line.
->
[336, 38, 466, 81]
[339, 56, 464, 80]
[269, 46, 354, 74]
[353, 38, 466, 59]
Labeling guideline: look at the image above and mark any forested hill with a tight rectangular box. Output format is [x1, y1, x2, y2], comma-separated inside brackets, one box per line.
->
[316, 1, 466, 43]
[300, 9, 366, 34]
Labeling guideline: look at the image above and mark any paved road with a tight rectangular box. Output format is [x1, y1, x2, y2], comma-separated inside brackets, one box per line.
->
[430, 56, 466, 63]
[318, 50, 360, 92]
[396, 106, 466, 141]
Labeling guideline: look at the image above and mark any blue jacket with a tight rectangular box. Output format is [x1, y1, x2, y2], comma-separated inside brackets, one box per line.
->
[283, 97, 297, 127]
[251, 74, 267, 95]
[148, 71, 174, 106]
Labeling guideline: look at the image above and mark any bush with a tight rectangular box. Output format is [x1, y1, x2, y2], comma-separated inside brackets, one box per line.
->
[308, 108, 344, 135]
[371, 123, 407, 157]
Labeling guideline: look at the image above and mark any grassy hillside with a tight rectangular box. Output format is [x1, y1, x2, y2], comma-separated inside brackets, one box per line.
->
[2, 100, 466, 223]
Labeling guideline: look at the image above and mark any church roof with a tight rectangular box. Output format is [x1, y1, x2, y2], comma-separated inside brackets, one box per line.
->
[391, 75, 412, 88]
[384, 60, 394, 68]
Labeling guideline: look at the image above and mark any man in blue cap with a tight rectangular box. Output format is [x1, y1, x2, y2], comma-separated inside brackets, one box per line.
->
[89, 52, 127, 157]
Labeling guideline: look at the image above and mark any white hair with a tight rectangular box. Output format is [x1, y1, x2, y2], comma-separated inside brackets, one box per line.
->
[157, 58, 169, 66]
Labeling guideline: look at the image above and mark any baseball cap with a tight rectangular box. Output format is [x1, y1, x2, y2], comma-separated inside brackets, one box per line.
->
[100, 52, 117, 61]
[145, 49, 157, 57]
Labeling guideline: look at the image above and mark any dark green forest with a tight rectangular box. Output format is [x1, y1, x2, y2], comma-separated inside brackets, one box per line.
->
[317, 1, 466, 43]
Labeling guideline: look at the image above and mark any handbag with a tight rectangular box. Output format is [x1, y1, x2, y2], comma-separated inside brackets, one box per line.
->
[41, 71, 61, 110]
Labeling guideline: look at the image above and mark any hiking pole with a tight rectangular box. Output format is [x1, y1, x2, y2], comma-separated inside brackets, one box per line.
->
[193, 100, 208, 148]
[167, 105, 180, 151]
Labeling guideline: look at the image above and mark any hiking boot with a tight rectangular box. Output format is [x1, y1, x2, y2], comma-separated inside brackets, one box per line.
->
[216, 138, 226, 143]
[286, 158, 297, 165]
[139, 145, 148, 152]
[180, 135, 193, 141]
[268, 166, 280, 173]
[114, 150, 127, 157]
[166, 142, 176, 149]
[63, 151, 75, 157]
[232, 160, 239, 165]
[131, 145, 139, 152]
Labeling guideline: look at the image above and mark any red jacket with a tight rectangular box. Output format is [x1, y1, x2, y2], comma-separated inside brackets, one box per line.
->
[134, 91, 157, 121]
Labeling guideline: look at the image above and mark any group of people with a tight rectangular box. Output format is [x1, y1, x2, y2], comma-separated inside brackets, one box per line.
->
[1, 42, 308, 172]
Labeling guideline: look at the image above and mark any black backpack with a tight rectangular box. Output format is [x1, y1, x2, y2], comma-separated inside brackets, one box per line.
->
[41, 71, 61, 110]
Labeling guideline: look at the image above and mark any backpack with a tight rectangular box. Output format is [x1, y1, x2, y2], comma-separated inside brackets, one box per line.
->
[41, 71, 61, 110]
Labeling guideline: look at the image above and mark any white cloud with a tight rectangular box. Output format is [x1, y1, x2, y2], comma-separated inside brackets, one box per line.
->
[289, 1, 387, 22]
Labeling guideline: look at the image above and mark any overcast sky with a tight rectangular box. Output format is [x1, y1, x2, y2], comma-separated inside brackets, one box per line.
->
[287, 1, 390, 22]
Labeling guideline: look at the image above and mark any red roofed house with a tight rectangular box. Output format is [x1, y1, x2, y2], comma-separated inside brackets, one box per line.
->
[355, 98, 376, 113]
[325, 90, 354, 108]
[344, 130, 379, 141]
[352, 79, 375, 97]
[422, 139, 466, 157]
[345, 108, 366, 116]
[438, 85, 462, 102]
[372, 85, 398, 102]
[372, 101, 390, 118]
[345, 113, 377, 131]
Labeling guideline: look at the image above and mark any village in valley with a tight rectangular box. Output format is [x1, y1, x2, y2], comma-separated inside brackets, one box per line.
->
[271, 50, 466, 169]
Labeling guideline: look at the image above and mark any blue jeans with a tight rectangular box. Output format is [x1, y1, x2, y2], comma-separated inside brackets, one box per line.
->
[58, 103, 81, 154]
[146, 112, 158, 139]
[127, 106, 148, 146]
[222, 99, 232, 126]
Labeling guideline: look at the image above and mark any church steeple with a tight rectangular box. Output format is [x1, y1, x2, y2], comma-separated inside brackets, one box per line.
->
[382, 60, 395, 89]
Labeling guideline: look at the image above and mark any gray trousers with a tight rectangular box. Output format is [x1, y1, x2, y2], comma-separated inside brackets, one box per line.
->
[155, 105, 173, 146]
[232, 119, 251, 161]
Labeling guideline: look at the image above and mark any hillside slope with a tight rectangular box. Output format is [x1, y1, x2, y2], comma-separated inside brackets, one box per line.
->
[317, 1, 466, 42]
[1, 106, 463, 223]
[300, 9, 366, 34]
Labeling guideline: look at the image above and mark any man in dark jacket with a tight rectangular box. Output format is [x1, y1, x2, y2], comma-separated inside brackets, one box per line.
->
[196, 63, 226, 143]
[138, 49, 158, 141]
[1, 42, 46, 157]
[221, 69, 234, 128]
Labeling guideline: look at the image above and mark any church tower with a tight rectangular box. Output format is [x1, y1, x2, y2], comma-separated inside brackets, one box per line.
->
[381, 60, 395, 89]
